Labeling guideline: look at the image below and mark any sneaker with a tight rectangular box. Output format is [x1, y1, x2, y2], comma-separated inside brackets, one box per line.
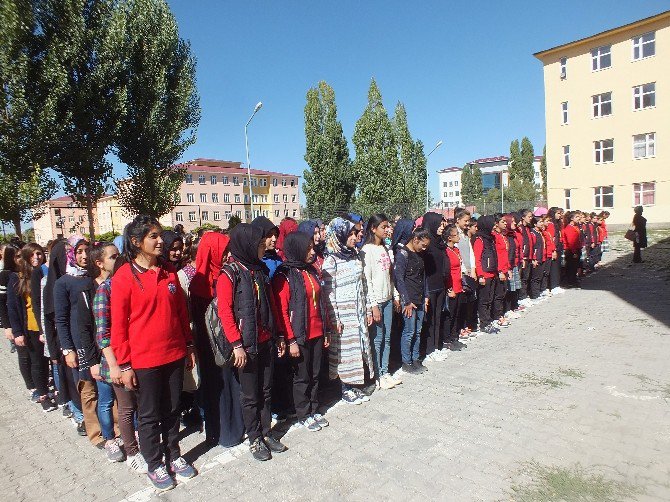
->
[412, 360, 427, 373]
[312, 413, 329, 428]
[40, 396, 58, 413]
[459, 329, 470, 339]
[389, 372, 403, 385]
[105, 440, 125, 463]
[250, 437, 271, 461]
[301, 416, 321, 432]
[62, 404, 73, 418]
[170, 457, 196, 482]
[401, 363, 421, 375]
[341, 389, 362, 405]
[483, 324, 500, 335]
[551, 287, 565, 294]
[353, 388, 370, 402]
[496, 320, 511, 328]
[29, 389, 39, 402]
[263, 435, 287, 453]
[126, 453, 149, 474]
[505, 311, 521, 319]
[378, 374, 396, 390]
[147, 464, 175, 491]
[76, 422, 87, 436]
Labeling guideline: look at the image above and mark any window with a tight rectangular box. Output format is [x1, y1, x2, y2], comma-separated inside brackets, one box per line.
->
[443, 182, 448, 188]
[200, 193, 207, 203]
[455, 190, 460, 196]
[175, 212, 183, 222]
[447, 181, 452, 187]
[594, 139, 614, 163]
[454, 181, 459, 187]
[633, 133, 655, 159]
[224, 193, 230, 203]
[79, 215, 85, 222]
[211, 175, 217, 185]
[284, 210, 289, 217]
[223, 176, 229, 185]
[632, 32, 655, 60]
[252, 178, 258, 187]
[633, 182, 655, 206]
[292, 210, 297, 217]
[252, 195, 258, 203]
[187, 193, 194, 203]
[564, 189, 571, 210]
[233, 176, 239, 186]
[235, 210, 241, 218]
[243, 177, 248, 186]
[291, 195, 296, 203]
[212, 193, 219, 203]
[443, 192, 448, 198]
[560, 57, 567, 79]
[283, 194, 288, 202]
[594, 186, 614, 208]
[633, 83, 655, 110]
[198, 175, 205, 185]
[449, 192, 453, 197]
[591, 45, 611, 71]
[186, 174, 193, 184]
[281, 178, 287, 187]
[202, 211, 209, 221]
[275, 210, 280, 217]
[272, 178, 278, 187]
[189, 211, 196, 222]
[561, 101, 569, 124]
[213, 211, 221, 221]
[235, 194, 241, 203]
[290, 179, 295, 187]
[69, 215, 74, 222]
[563, 145, 570, 167]
[274, 194, 279, 203]
[244, 194, 249, 203]
[245, 211, 250, 220]
[261, 178, 268, 187]
[224, 211, 231, 220]
[592, 92, 612, 117]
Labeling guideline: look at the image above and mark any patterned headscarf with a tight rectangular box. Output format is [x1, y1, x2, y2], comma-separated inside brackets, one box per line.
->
[325, 217, 357, 260]
[66, 234, 88, 276]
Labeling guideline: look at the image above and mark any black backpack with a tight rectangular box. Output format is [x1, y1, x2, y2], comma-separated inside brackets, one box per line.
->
[477, 236, 498, 274]
[204, 263, 241, 367]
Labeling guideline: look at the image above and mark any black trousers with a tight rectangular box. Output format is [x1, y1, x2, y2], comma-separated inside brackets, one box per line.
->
[530, 262, 544, 299]
[492, 277, 507, 320]
[292, 337, 323, 421]
[237, 342, 273, 443]
[136, 358, 185, 471]
[446, 293, 464, 343]
[477, 278, 495, 328]
[565, 253, 579, 285]
[16, 331, 49, 396]
[549, 258, 561, 290]
[421, 289, 447, 356]
[633, 243, 642, 263]
[464, 292, 478, 331]
[518, 261, 531, 300]
[540, 261, 549, 292]
[504, 289, 519, 314]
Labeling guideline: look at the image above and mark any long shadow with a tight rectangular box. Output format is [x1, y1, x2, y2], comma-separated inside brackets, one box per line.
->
[579, 236, 670, 330]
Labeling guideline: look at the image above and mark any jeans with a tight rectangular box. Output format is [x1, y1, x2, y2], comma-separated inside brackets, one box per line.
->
[401, 307, 424, 365]
[369, 299, 393, 377]
[69, 400, 84, 422]
[96, 380, 115, 440]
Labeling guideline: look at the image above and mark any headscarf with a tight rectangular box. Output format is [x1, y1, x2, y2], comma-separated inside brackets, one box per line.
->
[43, 240, 68, 315]
[277, 218, 298, 260]
[280, 231, 313, 270]
[421, 212, 447, 292]
[422, 212, 447, 250]
[503, 214, 517, 237]
[113, 235, 124, 253]
[160, 230, 183, 265]
[298, 219, 325, 255]
[325, 217, 357, 260]
[391, 218, 414, 250]
[251, 216, 279, 238]
[228, 223, 265, 272]
[347, 213, 363, 224]
[66, 235, 88, 277]
[475, 215, 496, 243]
[190, 232, 230, 299]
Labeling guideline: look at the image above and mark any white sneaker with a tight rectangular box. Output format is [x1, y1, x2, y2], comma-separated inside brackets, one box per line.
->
[389, 372, 403, 385]
[505, 310, 521, 319]
[378, 374, 396, 390]
[551, 287, 565, 294]
[431, 350, 448, 362]
[126, 453, 149, 474]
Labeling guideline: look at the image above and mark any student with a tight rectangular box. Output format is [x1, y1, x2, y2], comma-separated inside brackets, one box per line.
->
[322, 217, 375, 405]
[632, 206, 647, 263]
[503, 214, 522, 318]
[491, 215, 510, 328]
[297, 219, 326, 275]
[599, 211, 610, 254]
[444, 224, 466, 347]
[88, 242, 127, 463]
[251, 216, 282, 279]
[463, 218, 479, 333]
[0, 245, 18, 354]
[528, 218, 546, 300]
[361, 214, 400, 389]
[161, 231, 184, 271]
[272, 232, 329, 431]
[562, 211, 582, 287]
[541, 216, 556, 295]
[472, 215, 498, 334]
[516, 209, 534, 306]
[276, 217, 298, 261]
[111, 216, 196, 490]
[546, 208, 565, 294]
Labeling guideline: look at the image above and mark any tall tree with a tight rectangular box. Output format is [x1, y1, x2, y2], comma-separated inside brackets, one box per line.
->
[519, 136, 536, 184]
[0, 169, 58, 238]
[540, 145, 547, 200]
[37, 0, 126, 239]
[303, 81, 354, 219]
[393, 102, 427, 217]
[352, 78, 402, 213]
[508, 139, 522, 181]
[115, 0, 200, 219]
[461, 163, 483, 204]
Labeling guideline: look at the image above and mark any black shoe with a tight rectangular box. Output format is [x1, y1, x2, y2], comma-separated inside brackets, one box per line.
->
[263, 435, 287, 453]
[40, 397, 58, 413]
[62, 405, 73, 419]
[402, 363, 421, 375]
[412, 361, 427, 373]
[77, 422, 87, 436]
[250, 438, 271, 461]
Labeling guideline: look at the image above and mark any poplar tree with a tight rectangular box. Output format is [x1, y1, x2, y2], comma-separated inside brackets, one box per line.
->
[508, 139, 522, 180]
[520, 136, 536, 184]
[461, 163, 483, 204]
[393, 102, 427, 217]
[115, 0, 200, 219]
[303, 81, 354, 219]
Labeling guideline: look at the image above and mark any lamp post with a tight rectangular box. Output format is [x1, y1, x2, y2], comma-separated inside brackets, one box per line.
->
[426, 140, 443, 211]
[244, 101, 263, 219]
[503, 159, 513, 213]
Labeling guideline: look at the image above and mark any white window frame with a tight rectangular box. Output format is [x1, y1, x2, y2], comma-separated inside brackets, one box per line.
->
[560, 57, 567, 79]
[213, 211, 221, 221]
[186, 193, 194, 203]
[594, 139, 614, 164]
[281, 178, 287, 187]
[632, 182, 655, 206]
[233, 176, 239, 186]
[261, 178, 268, 187]
[283, 194, 288, 202]
[454, 181, 459, 187]
[175, 212, 183, 222]
[591, 45, 611, 71]
[224, 193, 230, 203]
[592, 92, 612, 118]
[274, 210, 280, 217]
[272, 178, 278, 187]
[593, 186, 614, 209]
[210, 175, 217, 185]
[200, 193, 207, 203]
[564, 189, 571, 210]
[633, 83, 655, 110]
[189, 211, 196, 222]
[234, 194, 240, 203]
[632, 32, 655, 61]
[563, 145, 570, 167]
[212, 193, 219, 203]
[198, 175, 206, 185]
[201, 211, 209, 221]
[222, 176, 229, 185]
[274, 194, 279, 203]
[633, 132, 655, 159]
[185, 174, 193, 184]
[224, 211, 231, 220]
[561, 101, 568, 124]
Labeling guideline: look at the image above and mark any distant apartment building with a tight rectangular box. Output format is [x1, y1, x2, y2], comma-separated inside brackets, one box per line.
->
[436, 167, 463, 207]
[32, 196, 96, 245]
[535, 10, 669, 224]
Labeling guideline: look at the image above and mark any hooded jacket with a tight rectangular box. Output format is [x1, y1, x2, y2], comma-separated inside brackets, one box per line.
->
[422, 212, 447, 293]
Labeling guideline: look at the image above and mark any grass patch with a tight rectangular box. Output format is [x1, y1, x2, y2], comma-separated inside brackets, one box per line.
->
[558, 368, 585, 379]
[514, 367, 585, 390]
[626, 373, 670, 400]
[510, 461, 643, 502]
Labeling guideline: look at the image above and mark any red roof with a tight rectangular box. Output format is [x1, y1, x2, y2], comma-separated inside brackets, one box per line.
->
[437, 167, 463, 173]
[470, 156, 509, 164]
[181, 158, 298, 178]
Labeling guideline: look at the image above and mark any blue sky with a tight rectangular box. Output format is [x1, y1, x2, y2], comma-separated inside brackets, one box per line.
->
[123, 0, 669, 199]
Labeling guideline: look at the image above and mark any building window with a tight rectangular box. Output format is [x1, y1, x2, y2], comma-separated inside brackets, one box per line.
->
[454, 181, 459, 187]
[187, 193, 194, 203]
[443, 192, 448, 198]
[223, 176, 229, 185]
[563, 145, 570, 167]
[235, 194, 240, 203]
[592, 92, 612, 117]
[291, 195, 296, 203]
[252, 195, 258, 203]
[186, 174, 193, 184]
[211, 175, 217, 185]
[284, 210, 289, 216]
[561, 101, 568, 124]
[202, 211, 209, 221]
[290, 179, 295, 187]
[235, 210, 241, 218]
[224, 193, 230, 203]
[245, 210, 250, 220]
[449, 192, 453, 197]
[224, 211, 231, 220]
[455, 190, 460, 196]
[273, 194, 279, 203]
[560, 57, 567, 79]
[564, 189, 571, 210]
[633, 83, 655, 110]
[243, 177, 248, 186]
[283, 194, 288, 202]
[244, 194, 249, 203]
[591, 45, 611, 71]
[633, 133, 655, 159]
[175, 212, 183, 222]
[292, 209, 297, 217]
[260, 178, 267, 187]
[200, 193, 207, 203]
[632, 32, 655, 60]
[275, 210, 280, 217]
[189, 211, 196, 222]
[252, 178, 258, 187]
[213, 211, 221, 221]
[233, 176, 239, 186]
[633, 182, 655, 206]
[594, 139, 614, 163]
[442, 182, 448, 188]
[272, 178, 278, 186]
[594, 186, 614, 208]
[212, 193, 219, 203]
[198, 175, 205, 185]
[282, 178, 287, 187]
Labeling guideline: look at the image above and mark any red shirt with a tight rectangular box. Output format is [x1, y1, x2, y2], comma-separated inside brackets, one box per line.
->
[111, 262, 192, 369]
[493, 232, 510, 274]
[445, 246, 463, 294]
[473, 237, 495, 279]
[601, 221, 608, 239]
[272, 270, 324, 341]
[542, 230, 556, 260]
[563, 224, 582, 254]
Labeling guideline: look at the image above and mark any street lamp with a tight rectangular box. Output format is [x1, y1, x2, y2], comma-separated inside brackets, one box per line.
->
[503, 160, 513, 213]
[426, 140, 443, 211]
[244, 101, 263, 219]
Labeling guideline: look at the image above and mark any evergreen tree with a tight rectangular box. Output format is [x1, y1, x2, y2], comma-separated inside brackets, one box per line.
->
[461, 163, 483, 204]
[520, 136, 536, 184]
[393, 102, 427, 217]
[115, 0, 200, 220]
[303, 81, 354, 220]
[540, 145, 547, 200]
[508, 139, 522, 181]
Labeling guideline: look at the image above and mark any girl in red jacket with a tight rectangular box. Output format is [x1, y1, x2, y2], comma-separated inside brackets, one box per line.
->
[503, 214, 523, 318]
[472, 216, 499, 334]
[111, 215, 197, 491]
[541, 216, 556, 296]
[443, 224, 465, 347]
[562, 211, 582, 287]
[492, 214, 510, 328]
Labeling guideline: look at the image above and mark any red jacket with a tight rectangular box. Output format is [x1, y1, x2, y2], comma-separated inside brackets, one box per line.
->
[563, 224, 583, 254]
[493, 232, 510, 273]
[272, 270, 324, 341]
[445, 246, 463, 294]
[542, 229, 556, 260]
[473, 237, 495, 279]
[111, 262, 192, 369]
[601, 221, 608, 239]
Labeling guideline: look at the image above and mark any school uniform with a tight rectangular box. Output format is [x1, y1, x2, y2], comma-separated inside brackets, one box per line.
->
[529, 229, 545, 299]
[445, 246, 464, 343]
[492, 232, 509, 320]
[517, 225, 533, 301]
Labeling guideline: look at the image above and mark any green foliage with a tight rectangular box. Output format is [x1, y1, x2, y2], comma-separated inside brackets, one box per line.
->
[114, 0, 200, 219]
[194, 223, 220, 235]
[460, 163, 483, 204]
[0, 167, 58, 238]
[509, 139, 521, 181]
[95, 230, 120, 242]
[520, 136, 536, 184]
[540, 145, 547, 200]
[392, 102, 427, 217]
[227, 215, 242, 230]
[303, 81, 355, 220]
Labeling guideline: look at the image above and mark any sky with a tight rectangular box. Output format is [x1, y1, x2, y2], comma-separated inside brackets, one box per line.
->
[114, 0, 670, 201]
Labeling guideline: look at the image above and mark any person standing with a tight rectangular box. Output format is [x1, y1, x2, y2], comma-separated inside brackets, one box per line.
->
[632, 206, 647, 263]
[161, 231, 184, 271]
[473, 216, 499, 334]
[444, 224, 466, 347]
[516, 209, 534, 306]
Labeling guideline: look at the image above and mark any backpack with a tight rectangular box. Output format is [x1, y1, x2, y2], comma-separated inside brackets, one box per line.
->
[204, 264, 242, 367]
[477, 236, 497, 274]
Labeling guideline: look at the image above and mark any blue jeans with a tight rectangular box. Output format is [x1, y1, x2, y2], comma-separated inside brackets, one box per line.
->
[96, 380, 115, 440]
[69, 400, 84, 422]
[369, 299, 393, 377]
[401, 306, 424, 365]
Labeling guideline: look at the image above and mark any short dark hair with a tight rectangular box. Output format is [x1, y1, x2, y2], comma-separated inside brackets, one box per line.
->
[410, 227, 431, 242]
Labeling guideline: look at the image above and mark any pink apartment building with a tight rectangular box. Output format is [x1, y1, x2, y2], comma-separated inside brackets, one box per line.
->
[32, 195, 96, 245]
